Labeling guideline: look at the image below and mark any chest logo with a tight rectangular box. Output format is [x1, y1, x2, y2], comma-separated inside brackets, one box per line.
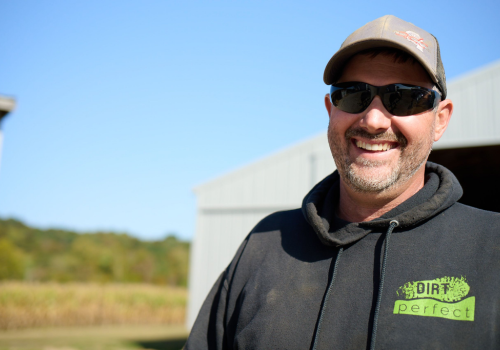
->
[393, 276, 475, 321]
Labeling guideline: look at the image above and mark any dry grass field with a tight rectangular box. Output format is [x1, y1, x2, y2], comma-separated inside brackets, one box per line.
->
[0, 282, 187, 330]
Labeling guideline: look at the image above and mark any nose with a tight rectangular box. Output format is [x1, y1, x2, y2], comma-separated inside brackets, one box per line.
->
[358, 96, 392, 133]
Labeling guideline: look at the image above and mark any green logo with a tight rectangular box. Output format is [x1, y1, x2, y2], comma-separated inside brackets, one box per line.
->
[393, 276, 475, 322]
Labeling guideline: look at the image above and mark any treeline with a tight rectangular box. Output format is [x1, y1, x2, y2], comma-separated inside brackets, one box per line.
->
[0, 218, 190, 286]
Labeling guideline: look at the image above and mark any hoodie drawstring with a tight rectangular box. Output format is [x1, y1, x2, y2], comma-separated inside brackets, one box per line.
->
[369, 219, 399, 350]
[310, 219, 399, 350]
[311, 247, 343, 350]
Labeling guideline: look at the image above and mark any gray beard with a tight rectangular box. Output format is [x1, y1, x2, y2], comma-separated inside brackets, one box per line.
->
[327, 123, 435, 193]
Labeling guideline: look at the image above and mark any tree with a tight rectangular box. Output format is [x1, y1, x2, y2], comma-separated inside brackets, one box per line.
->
[0, 238, 26, 280]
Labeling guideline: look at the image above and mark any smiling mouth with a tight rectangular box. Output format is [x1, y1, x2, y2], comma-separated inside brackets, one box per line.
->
[354, 139, 397, 152]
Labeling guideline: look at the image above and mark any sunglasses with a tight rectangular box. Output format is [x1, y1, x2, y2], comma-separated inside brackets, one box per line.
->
[330, 82, 441, 116]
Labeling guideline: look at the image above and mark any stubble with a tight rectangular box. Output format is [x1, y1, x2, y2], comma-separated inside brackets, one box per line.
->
[327, 121, 435, 193]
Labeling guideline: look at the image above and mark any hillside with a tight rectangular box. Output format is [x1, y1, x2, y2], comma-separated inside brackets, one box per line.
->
[0, 218, 190, 286]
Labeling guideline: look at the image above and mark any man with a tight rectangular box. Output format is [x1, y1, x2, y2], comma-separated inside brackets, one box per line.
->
[186, 15, 500, 349]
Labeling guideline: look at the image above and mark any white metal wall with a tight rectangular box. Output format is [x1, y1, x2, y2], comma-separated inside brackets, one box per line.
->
[187, 59, 500, 328]
[437, 60, 500, 148]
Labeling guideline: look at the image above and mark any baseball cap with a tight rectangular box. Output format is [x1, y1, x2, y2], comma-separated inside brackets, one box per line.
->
[323, 15, 447, 99]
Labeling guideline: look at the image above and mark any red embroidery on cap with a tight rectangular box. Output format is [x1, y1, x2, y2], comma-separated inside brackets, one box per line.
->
[394, 30, 428, 52]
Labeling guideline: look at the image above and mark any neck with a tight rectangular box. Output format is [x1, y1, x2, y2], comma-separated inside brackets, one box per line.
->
[337, 167, 426, 222]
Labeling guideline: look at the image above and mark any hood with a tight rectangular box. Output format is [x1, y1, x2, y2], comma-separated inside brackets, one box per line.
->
[302, 162, 463, 247]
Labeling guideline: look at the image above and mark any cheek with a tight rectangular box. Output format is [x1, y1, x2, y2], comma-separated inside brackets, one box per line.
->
[328, 117, 348, 152]
[392, 116, 435, 145]
[329, 111, 353, 134]
[328, 119, 347, 147]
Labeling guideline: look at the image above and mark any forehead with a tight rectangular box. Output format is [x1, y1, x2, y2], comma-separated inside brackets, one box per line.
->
[337, 53, 434, 89]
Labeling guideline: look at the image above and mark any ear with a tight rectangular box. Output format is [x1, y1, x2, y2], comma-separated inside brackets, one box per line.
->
[433, 99, 453, 142]
[324, 93, 333, 116]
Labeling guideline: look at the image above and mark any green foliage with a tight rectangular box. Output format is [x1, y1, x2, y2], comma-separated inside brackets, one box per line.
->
[0, 238, 26, 279]
[0, 218, 190, 286]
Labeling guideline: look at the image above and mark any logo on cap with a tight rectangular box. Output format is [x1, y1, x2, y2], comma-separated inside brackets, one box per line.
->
[394, 30, 428, 52]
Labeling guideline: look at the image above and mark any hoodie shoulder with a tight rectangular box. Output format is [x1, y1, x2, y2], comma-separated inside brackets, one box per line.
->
[250, 208, 308, 235]
[441, 202, 500, 242]
[231, 208, 328, 278]
[228, 208, 313, 268]
[449, 202, 500, 221]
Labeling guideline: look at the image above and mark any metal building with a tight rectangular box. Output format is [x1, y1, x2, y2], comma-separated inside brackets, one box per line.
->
[187, 59, 500, 328]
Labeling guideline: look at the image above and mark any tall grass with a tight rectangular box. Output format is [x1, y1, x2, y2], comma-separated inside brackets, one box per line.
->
[0, 282, 187, 330]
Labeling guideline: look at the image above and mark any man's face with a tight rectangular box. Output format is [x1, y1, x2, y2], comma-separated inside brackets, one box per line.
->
[327, 53, 439, 193]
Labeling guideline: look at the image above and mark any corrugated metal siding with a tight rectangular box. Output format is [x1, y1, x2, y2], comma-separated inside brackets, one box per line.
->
[187, 59, 500, 328]
[436, 60, 500, 148]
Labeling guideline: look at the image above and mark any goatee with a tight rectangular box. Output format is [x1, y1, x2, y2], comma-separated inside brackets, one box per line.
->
[327, 123, 434, 193]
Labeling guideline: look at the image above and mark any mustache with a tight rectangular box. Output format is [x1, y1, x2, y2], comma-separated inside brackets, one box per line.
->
[345, 128, 407, 147]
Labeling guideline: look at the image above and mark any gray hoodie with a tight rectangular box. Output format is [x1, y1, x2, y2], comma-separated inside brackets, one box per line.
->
[186, 162, 500, 349]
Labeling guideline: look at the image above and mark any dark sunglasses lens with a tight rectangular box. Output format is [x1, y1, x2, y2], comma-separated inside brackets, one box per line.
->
[331, 85, 372, 114]
[382, 86, 436, 116]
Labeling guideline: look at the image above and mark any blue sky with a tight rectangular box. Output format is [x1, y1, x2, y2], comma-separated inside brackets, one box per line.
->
[1, 0, 499, 240]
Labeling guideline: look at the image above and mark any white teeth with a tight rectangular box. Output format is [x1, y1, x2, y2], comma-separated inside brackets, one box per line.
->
[355, 140, 394, 152]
